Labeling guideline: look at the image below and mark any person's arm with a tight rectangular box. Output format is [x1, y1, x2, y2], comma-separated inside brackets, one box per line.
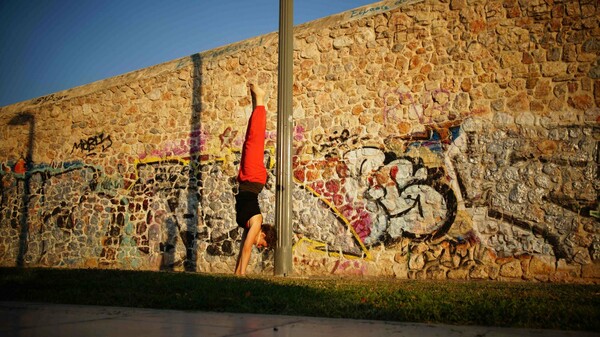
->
[235, 214, 263, 275]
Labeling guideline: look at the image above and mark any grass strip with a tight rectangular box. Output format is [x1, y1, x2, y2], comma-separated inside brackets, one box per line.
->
[0, 267, 598, 332]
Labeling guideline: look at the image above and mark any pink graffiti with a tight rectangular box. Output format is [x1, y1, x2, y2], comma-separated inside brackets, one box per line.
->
[139, 128, 207, 159]
[294, 125, 306, 142]
[219, 127, 239, 150]
[295, 157, 374, 242]
[383, 89, 418, 123]
[331, 259, 367, 275]
[265, 130, 277, 142]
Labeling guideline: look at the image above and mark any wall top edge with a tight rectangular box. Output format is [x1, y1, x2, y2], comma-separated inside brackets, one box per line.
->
[0, 0, 423, 113]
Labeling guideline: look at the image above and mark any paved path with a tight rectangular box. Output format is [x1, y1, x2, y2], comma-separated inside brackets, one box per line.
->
[0, 301, 597, 337]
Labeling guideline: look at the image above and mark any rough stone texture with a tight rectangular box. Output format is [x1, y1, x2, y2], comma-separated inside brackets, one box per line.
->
[0, 0, 598, 283]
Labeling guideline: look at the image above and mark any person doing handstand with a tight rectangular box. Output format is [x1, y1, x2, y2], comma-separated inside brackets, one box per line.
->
[234, 83, 277, 276]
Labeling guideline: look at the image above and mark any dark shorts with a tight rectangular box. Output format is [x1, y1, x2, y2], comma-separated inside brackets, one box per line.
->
[235, 190, 261, 229]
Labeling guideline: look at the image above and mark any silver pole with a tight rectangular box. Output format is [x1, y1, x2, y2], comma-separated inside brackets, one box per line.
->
[274, 0, 293, 276]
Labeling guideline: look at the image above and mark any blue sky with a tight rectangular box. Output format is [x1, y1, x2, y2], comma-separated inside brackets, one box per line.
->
[0, 0, 377, 107]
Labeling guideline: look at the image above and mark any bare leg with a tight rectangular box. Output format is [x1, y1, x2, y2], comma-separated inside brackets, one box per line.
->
[249, 82, 265, 107]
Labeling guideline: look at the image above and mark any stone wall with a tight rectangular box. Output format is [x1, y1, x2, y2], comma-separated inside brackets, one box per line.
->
[0, 0, 598, 282]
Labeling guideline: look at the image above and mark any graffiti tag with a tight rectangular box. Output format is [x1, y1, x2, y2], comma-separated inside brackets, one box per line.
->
[348, 0, 425, 19]
[71, 133, 113, 156]
[33, 93, 67, 105]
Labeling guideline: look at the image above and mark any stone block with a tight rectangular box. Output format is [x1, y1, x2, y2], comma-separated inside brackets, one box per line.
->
[507, 92, 530, 112]
[582, 37, 600, 54]
[582, 263, 600, 279]
[589, 66, 600, 79]
[530, 256, 557, 277]
[485, 264, 500, 280]
[469, 265, 489, 279]
[551, 259, 582, 282]
[409, 253, 426, 270]
[499, 259, 523, 279]
[541, 62, 568, 77]
[499, 51, 522, 68]
[568, 95, 594, 110]
[230, 83, 247, 98]
[333, 36, 354, 49]
[426, 266, 448, 280]
[447, 268, 469, 280]
[393, 262, 409, 279]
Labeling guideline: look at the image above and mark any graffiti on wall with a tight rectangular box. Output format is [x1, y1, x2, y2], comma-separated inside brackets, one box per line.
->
[347, 0, 425, 20]
[292, 108, 598, 273]
[71, 132, 113, 157]
[1, 161, 105, 265]
[1, 0, 599, 281]
[1, 114, 598, 273]
[295, 135, 461, 250]
[454, 123, 600, 264]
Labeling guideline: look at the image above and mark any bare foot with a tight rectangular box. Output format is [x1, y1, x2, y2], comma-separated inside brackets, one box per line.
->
[249, 83, 265, 106]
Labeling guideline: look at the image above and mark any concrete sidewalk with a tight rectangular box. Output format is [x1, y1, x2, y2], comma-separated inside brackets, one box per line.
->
[0, 301, 597, 337]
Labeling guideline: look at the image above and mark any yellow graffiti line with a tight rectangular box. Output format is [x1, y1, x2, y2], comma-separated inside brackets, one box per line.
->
[265, 147, 276, 170]
[295, 180, 372, 260]
[128, 154, 227, 191]
[293, 237, 368, 260]
[135, 155, 191, 166]
[132, 146, 376, 261]
[128, 145, 276, 191]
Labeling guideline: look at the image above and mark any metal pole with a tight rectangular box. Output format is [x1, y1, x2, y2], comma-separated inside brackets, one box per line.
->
[275, 0, 293, 276]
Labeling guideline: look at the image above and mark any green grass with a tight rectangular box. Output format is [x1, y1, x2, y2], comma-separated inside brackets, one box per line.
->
[1, 267, 599, 332]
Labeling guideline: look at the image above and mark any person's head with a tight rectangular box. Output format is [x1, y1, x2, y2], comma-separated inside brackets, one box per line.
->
[256, 224, 277, 249]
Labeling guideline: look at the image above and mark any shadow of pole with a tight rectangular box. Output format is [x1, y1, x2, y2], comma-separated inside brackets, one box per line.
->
[157, 55, 203, 272]
[9, 113, 35, 267]
[184, 53, 203, 272]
